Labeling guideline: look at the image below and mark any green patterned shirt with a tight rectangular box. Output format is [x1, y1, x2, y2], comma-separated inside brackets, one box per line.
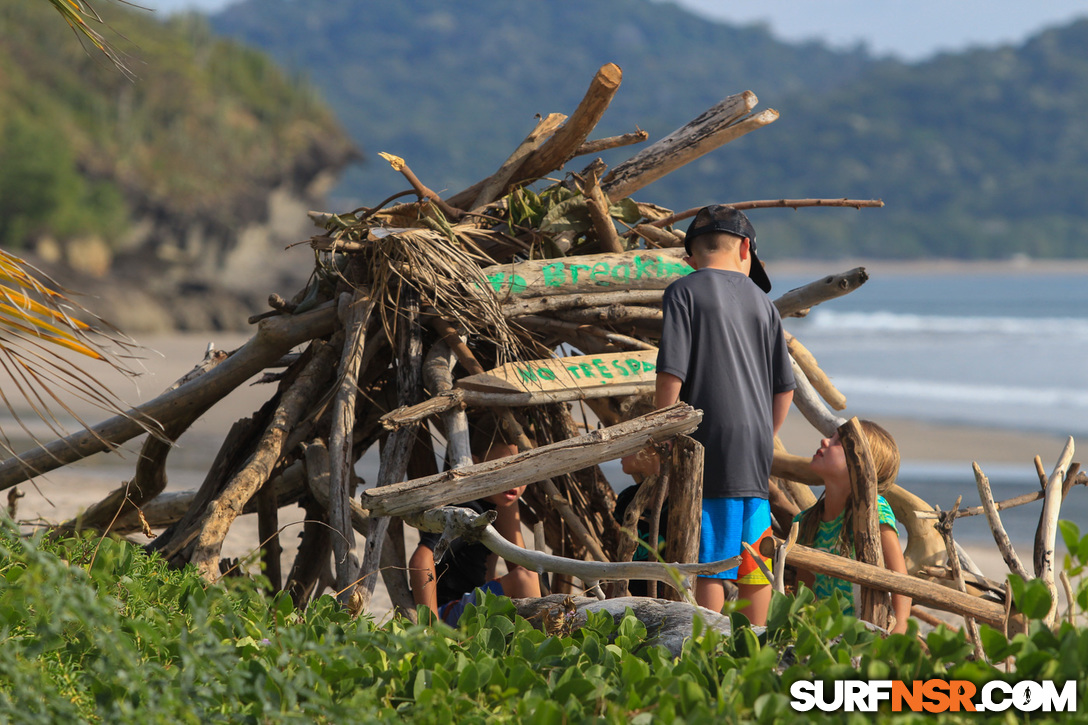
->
[793, 496, 897, 615]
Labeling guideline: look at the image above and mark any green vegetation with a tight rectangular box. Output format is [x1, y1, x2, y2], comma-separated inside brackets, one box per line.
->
[3, 514, 1087, 723]
[211, 0, 1088, 260]
[0, 0, 353, 250]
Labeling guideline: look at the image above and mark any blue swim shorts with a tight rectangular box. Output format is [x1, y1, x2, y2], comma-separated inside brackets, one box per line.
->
[699, 496, 773, 584]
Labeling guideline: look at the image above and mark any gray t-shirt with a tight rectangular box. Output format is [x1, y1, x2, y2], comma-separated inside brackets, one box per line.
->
[657, 268, 796, 498]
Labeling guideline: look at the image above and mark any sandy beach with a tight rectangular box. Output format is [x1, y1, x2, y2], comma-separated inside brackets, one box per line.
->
[4, 323, 1080, 622]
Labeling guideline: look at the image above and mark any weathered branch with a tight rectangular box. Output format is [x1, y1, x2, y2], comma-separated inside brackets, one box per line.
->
[404, 505, 741, 584]
[601, 92, 771, 201]
[503, 289, 665, 317]
[363, 403, 701, 518]
[884, 484, 949, 576]
[647, 198, 886, 230]
[785, 332, 846, 411]
[59, 347, 231, 532]
[540, 477, 609, 562]
[471, 113, 567, 209]
[191, 338, 341, 580]
[611, 465, 664, 598]
[1035, 436, 1075, 623]
[383, 383, 654, 429]
[555, 305, 662, 326]
[973, 462, 1030, 581]
[572, 129, 649, 157]
[916, 471, 1087, 521]
[840, 417, 889, 629]
[0, 303, 339, 491]
[631, 224, 684, 248]
[329, 291, 374, 592]
[790, 358, 846, 437]
[423, 341, 473, 468]
[505, 62, 623, 189]
[579, 166, 624, 254]
[771, 450, 823, 488]
[775, 268, 870, 319]
[109, 459, 308, 535]
[935, 497, 985, 659]
[662, 436, 703, 600]
[516, 315, 655, 351]
[355, 288, 425, 610]
[763, 536, 1017, 631]
[449, 63, 623, 209]
[377, 152, 464, 221]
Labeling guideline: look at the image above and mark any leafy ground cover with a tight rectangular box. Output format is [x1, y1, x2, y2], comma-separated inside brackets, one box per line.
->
[1, 516, 1086, 723]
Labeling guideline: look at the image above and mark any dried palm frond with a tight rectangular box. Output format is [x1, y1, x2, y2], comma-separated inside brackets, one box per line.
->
[368, 226, 529, 364]
[0, 250, 152, 454]
[47, 0, 139, 80]
[315, 200, 532, 366]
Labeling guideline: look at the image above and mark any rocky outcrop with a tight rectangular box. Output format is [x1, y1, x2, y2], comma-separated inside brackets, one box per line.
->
[46, 136, 359, 334]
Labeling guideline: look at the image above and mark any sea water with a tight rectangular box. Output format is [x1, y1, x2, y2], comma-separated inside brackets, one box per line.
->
[772, 269, 1088, 543]
[776, 271, 1088, 439]
[597, 269, 1088, 543]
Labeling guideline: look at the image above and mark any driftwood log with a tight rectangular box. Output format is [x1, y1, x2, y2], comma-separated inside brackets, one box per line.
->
[360, 403, 700, 518]
[404, 505, 740, 586]
[760, 537, 1020, 632]
[0, 303, 339, 491]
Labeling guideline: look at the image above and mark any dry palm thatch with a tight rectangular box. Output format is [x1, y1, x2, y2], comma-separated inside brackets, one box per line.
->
[316, 207, 530, 365]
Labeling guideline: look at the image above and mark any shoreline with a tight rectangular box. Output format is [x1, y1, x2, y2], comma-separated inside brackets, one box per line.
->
[768, 256, 1088, 278]
[778, 414, 1071, 468]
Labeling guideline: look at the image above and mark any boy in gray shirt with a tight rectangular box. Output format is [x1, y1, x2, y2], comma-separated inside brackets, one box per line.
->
[655, 205, 795, 624]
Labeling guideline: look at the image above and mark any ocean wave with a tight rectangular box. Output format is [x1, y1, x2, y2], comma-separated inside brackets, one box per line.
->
[806, 310, 1088, 337]
[833, 376, 1088, 409]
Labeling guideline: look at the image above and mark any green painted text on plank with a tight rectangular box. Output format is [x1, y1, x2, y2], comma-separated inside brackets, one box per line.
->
[481, 254, 691, 295]
[514, 356, 656, 385]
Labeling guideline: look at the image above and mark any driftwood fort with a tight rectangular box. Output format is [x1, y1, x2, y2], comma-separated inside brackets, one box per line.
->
[3, 64, 1084, 650]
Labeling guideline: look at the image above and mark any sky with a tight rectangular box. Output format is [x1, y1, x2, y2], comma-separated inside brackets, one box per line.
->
[141, 0, 1088, 61]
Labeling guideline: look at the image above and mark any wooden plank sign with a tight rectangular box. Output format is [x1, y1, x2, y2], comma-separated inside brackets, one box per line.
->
[476, 248, 690, 299]
[456, 350, 658, 394]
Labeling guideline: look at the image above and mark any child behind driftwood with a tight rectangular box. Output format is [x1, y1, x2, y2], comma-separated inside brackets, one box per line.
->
[408, 432, 540, 624]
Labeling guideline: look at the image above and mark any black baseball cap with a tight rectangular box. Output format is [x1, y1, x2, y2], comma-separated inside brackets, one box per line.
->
[683, 205, 771, 293]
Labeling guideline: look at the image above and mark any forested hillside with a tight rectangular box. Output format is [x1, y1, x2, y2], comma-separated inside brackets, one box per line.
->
[0, 0, 358, 328]
[724, 20, 1088, 259]
[211, 0, 1088, 260]
[209, 0, 874, 217]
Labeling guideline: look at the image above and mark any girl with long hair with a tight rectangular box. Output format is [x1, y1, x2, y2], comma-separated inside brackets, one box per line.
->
[794, 420, 912, 634]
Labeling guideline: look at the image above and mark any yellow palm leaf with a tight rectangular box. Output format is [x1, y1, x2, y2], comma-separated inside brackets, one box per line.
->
[0, 252, 148, 454]
[44, 0, 139, 80]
